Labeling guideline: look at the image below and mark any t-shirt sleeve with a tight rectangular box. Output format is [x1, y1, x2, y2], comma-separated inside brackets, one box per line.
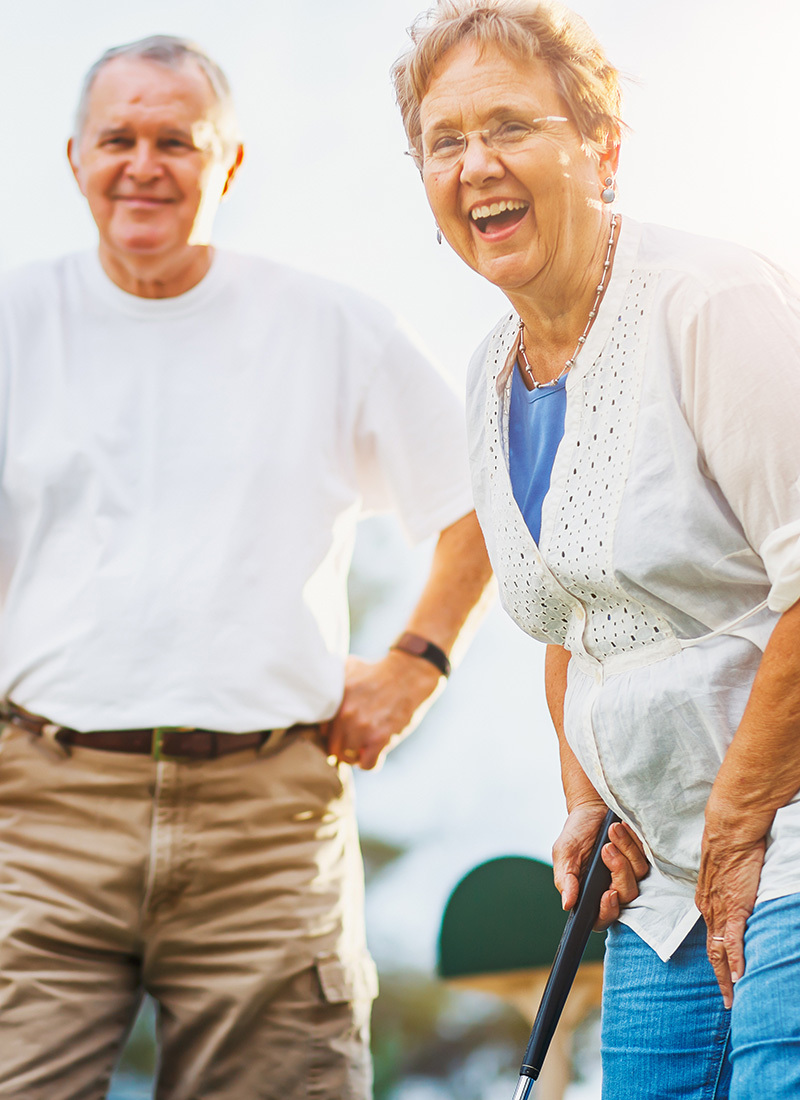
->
[354, 320, 474, 544]
[682, 263, 800, 612]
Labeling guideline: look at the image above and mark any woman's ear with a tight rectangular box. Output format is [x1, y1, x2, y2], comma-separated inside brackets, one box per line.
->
[599, 140, 621, 181]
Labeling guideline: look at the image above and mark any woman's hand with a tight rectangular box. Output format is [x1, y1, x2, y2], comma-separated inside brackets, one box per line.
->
[694, 599, 800, 1007]
[696, 804, 771, 1009]
[547, 648, 649, 929]
[552, 802, 650, 930]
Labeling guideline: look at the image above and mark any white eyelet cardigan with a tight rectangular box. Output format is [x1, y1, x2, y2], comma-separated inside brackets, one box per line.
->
[466, 217, 800, 959]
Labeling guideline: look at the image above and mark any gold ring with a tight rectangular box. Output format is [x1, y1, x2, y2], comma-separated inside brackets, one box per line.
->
[712, 936, 725, 941]
[343, 749, 359, 762]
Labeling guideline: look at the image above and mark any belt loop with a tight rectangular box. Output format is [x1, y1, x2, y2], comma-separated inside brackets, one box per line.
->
[152, 727, 164, 761]
[256, 729, 281, 756]
[40, 722, 70, 759]
[152, 727, 195, 763]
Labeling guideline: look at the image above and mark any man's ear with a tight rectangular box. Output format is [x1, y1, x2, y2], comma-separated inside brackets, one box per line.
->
[67, 138, 86, 195]
[221, 143, 245, 199]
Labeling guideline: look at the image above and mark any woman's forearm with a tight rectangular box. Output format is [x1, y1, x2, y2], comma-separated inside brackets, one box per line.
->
[698, 597, 800, 1004]
[545, 643, 604, 810]
[546, 643, 649, 919]
[706, 597, 800, 840]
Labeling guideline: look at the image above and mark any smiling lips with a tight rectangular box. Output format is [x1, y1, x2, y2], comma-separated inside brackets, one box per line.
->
[112, 194, 174, 205]
[470, 198, 529, 235]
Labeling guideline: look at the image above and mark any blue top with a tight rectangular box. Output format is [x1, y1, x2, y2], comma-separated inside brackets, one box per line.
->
[508, 364, 567, 543]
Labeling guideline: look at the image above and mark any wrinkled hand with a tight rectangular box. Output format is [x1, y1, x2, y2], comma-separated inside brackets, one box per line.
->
[696, 814, 768, 1009]
[552, 802, 649, 930]
[324, 652, 442, 771]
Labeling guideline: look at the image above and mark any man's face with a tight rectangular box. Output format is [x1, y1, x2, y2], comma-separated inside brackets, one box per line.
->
[68, 56, 236, 266]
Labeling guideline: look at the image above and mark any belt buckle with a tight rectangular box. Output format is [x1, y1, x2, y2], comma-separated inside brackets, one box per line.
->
[152, 726, 195, 763]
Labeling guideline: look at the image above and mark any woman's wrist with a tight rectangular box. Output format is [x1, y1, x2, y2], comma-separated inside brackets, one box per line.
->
[566, 797, 609, 820]
[704, 785, 776, 848]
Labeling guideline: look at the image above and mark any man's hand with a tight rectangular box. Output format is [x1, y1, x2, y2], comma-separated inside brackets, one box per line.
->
[324, 511, 493, 771]
[552, 802, 649, 930]
[324, 651, 442, 770]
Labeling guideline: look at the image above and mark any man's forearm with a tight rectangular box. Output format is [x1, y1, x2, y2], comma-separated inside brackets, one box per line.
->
[397, 510, 494, 662]
[327, 510, 493, 768]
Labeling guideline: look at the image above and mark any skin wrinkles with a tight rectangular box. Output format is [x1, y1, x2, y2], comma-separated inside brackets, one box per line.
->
[67, 56, 243, 299]
[420, 41, 618, 380]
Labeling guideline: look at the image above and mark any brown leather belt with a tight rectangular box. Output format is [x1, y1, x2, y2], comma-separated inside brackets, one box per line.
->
[2, 702, 319, 761]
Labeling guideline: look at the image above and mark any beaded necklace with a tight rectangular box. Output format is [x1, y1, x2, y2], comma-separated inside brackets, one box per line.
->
[518, 212, 618, 389]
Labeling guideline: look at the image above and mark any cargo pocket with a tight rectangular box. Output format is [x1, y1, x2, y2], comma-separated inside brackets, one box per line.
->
[315, 952, 379, 1005]
[308, 954, 378, 1099]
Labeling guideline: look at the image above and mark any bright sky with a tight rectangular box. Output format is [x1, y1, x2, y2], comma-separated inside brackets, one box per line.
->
[3, 0, 799, 383]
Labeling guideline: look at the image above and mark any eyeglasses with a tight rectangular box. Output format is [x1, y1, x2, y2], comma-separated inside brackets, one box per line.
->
[408, 116, 569, 173]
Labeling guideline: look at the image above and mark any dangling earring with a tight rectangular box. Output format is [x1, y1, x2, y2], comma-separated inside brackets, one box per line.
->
[601, 176, 616, 204]
[436, 224, 443, 245]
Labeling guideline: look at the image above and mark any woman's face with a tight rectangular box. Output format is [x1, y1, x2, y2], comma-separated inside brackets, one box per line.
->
[419, 41, 613, 295]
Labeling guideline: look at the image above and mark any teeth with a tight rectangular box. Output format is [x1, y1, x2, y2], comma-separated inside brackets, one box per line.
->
[471, 199, 527, 221]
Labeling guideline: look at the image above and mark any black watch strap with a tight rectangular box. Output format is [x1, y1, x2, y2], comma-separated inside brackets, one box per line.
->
[390, 631, 451, 678]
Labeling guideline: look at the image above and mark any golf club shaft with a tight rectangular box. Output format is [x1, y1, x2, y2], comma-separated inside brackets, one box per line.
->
[512, 807, 620, 1097]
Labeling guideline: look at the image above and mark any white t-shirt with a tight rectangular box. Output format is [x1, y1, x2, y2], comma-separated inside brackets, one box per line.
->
[0, 250, 473, 732]
[467, 218, 800, 959]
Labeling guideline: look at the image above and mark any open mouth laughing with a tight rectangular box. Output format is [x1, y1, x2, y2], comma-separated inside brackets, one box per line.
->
[470, 199, 529, 235]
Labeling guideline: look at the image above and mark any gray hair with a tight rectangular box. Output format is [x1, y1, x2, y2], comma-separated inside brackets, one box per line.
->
[73, 35, 241, 160]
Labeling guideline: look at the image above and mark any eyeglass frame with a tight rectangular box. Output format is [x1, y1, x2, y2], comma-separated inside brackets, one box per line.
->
[406, 115, 570, 173]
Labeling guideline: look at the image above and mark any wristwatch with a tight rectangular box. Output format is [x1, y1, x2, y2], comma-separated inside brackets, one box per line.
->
[390, 631, 451, 678]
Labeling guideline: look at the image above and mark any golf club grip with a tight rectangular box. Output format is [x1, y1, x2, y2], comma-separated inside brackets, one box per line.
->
[518, 808, 620, 1080]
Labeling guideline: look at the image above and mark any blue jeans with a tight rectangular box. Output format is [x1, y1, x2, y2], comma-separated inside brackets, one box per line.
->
[601, 895, 800, 1099]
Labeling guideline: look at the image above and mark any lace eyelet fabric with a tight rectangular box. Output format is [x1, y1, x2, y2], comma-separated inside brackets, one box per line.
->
[483, 277, 676, 663]
[484, 315, 579, 646]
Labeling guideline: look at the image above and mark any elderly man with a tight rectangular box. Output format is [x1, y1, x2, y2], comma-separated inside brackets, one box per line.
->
[0, 36, 493, 1100]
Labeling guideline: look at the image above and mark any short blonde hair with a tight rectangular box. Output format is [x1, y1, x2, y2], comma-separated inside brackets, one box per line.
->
[392, 0, 623, 158]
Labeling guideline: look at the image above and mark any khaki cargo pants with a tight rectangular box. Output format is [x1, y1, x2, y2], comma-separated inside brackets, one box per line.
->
[0, 723, 377, 1099]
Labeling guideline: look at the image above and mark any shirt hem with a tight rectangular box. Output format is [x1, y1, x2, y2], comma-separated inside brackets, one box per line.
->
[618, 903, 700, 962]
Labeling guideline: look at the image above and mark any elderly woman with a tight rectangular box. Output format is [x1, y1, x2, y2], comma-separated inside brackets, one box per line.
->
[393, 2, 800, 1097]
